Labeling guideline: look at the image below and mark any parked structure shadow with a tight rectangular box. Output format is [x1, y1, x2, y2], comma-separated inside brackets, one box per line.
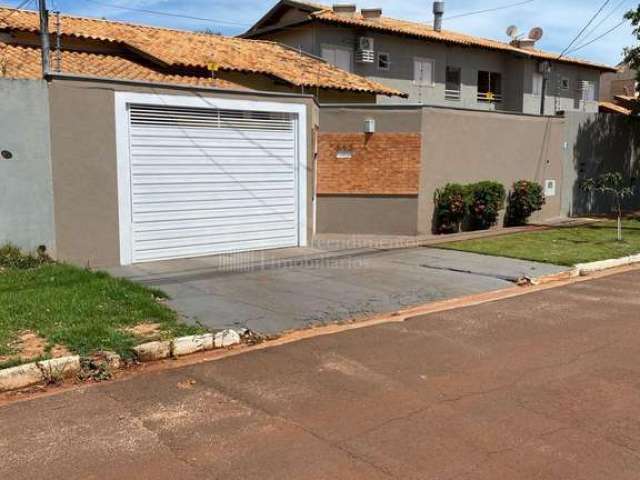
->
[573, 114, 640, 215]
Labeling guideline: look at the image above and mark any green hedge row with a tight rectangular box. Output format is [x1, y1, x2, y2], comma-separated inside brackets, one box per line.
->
[434, 180, 545, 234]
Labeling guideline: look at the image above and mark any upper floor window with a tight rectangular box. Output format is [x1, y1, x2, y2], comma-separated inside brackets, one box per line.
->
[579, 80, 596, 102]
[445, 66, 461, 100]
[378, 52, 391, 71]
[414, 57, 435, 86]
[321, 46, 352, 73]
[532, 73, 544, 96]
[558, 76, 570, 91]
[477, 71, 502, 102]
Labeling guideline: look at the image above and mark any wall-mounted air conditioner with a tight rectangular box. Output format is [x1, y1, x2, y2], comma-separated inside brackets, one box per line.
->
[356, 37, 375, 63]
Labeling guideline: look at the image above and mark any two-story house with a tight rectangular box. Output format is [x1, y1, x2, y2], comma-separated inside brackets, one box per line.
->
[244, 0, 617, 114]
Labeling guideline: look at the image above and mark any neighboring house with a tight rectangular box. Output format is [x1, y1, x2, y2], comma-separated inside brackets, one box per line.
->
[0, 7, 403, 103]
[244, 0, 617, 114]
[600, 62, 637, 102]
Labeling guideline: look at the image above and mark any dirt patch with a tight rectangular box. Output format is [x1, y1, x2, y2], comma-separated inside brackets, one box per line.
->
[0, 331, 71, 364]
[123, 323, 163, 340]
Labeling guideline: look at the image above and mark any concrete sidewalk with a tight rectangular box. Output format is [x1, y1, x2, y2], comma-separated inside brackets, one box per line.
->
[111, 246, 567, 334]
[2, 269, 640, 480]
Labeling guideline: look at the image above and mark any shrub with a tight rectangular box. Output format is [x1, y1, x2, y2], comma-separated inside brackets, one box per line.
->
[466, 181, 506, 230]
[0, 244, 51, 270]
[506, 180, 546, 226]
[434, 183, 468, 233]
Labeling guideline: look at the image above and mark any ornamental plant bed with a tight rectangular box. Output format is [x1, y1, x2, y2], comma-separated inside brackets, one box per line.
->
[439, 220, 640, 266]
[0, 245, 201, 369]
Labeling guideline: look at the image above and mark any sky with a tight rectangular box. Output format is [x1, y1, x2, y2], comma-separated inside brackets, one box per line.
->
[15, 0, 640, 65]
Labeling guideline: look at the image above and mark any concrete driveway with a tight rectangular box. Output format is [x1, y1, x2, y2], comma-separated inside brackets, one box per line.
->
[110, 247, 567, 334]
[2, 269, 640, 479]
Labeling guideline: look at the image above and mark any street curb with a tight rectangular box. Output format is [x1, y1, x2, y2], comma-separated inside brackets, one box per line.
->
[0, 330, 243, 393]
[0, 355, 81, 393]
[133, 330, 242, 362]
[575, 254, 640, 276]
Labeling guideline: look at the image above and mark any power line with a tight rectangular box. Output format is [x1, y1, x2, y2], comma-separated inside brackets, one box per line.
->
[580, 0, 629, 41]
[558, 0, 611, 59]
[565, 18, 628, 54]
[0, 0, 35, 24]
[444, 0, 536, 21]
[82, 0, 251, 27]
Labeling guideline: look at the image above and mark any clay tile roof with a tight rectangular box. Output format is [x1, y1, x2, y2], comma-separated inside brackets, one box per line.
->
[599, 101, 632, 115]
[0, 7, 405, 96]
[308, 7, 616, 72]
[0, 42, 242, 88]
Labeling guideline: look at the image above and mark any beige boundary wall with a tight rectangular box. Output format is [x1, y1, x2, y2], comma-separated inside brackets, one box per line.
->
[318, 105, 566, 235]
[48, 76, 319, 267]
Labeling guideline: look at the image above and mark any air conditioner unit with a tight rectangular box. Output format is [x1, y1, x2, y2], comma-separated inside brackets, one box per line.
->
[356, 36, 375, 63]
[358, 36, 374, 51]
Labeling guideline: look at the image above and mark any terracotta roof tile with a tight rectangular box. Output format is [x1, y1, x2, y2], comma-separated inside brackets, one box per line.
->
[0, 42, 242, 88]
[307, 7, 616, 72]
[599, 101, 632, 115]
[0, 7, 404, 96]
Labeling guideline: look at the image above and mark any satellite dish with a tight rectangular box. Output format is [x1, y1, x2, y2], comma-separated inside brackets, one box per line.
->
[506, 25, 519, 39]
[528, 27, 544, 41]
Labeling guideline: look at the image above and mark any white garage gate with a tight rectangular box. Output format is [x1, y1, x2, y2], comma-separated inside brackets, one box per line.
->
[115, 93, 307, 265]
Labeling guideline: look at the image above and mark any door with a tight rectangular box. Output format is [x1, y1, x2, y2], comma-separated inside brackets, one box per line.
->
[116, 94, 307, 264]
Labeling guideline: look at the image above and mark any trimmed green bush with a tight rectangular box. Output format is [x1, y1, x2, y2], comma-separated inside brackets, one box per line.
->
[466, 181, 506, 230]
[434, 183, 467, 233]
[506, 180, 546, 226]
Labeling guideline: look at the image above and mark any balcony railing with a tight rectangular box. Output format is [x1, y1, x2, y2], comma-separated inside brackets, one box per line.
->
[477, 92, 503, 103]
[445, 89, 461, 101]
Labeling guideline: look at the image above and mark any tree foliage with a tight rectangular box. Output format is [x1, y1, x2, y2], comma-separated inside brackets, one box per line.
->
[581, 172, 635, 241]
[624, 5, 640, 100]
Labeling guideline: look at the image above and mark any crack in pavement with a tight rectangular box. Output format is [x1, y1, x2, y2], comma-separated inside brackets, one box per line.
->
[184, 372, 400, 479]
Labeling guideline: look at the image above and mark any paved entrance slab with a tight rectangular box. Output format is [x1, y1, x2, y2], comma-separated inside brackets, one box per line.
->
[111, 247, 568, 334]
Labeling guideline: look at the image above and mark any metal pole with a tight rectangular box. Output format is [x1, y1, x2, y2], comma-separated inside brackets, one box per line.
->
[540, 77, 547, 115]
[38, 0, 50, 76]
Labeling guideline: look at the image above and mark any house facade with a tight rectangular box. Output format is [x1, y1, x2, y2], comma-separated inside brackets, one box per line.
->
[600, 62, 637, 101]
[244, 1, 616, 114]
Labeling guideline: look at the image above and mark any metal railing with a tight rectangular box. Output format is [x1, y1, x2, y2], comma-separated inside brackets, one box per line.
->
[477, 92, 503, 103]
[445, 89, 461, 101]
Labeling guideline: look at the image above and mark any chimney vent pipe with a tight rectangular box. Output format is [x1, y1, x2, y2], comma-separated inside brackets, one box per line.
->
[433, 1, 445, 32]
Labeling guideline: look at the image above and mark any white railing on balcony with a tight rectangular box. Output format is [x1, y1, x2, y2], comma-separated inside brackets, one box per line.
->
[477, 92, 503, 103]
[445, 89, 461, 101]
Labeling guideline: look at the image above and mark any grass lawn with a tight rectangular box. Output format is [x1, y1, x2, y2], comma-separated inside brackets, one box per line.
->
[439, 220, 640, 266]
[0, 262, 201, 367]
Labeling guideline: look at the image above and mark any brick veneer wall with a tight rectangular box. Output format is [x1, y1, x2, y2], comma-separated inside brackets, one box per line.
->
[317, 132, 421, 195]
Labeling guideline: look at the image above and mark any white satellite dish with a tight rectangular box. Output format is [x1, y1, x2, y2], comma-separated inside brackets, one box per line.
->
[528, 27, 544, 41]
[506, 25, 519, 39]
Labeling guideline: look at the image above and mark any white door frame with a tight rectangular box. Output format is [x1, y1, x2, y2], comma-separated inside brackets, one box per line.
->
[114, 91, 308, 266]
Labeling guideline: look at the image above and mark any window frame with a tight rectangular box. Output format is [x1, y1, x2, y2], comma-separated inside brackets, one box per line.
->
[532, 72, 544, 97]
[477, 70, 503, 102]
[445, 65, 462, 100]
[377, 52, 391, 71]
[413, 57, 435, 86]
[320, 44, 354, 73]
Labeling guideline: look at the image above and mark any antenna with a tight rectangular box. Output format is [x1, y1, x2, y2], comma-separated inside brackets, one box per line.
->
[506, 25, 519, 39]
[528, 27, 544, 41]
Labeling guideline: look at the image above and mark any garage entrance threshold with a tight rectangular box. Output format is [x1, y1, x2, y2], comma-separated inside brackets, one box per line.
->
[107, 227, 570, 335]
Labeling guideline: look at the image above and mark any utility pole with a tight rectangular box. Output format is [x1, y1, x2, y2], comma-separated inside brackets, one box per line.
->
[38, 0, 50, 76]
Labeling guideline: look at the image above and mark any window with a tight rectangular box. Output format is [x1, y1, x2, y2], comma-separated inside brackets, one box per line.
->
[558, 76, 570, 91]
[321, 46, 352, 72]
[414, 57, 435, 86]
[532, 72, 544, 96]
[580, 80, 596, 102]
[477, 71, 502, 102]
[445, 66, 461, 100]
[378, 52, 390, 70]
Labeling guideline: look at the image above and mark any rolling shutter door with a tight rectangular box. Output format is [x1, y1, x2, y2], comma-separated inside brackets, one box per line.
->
[127, 105, 299, 262]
